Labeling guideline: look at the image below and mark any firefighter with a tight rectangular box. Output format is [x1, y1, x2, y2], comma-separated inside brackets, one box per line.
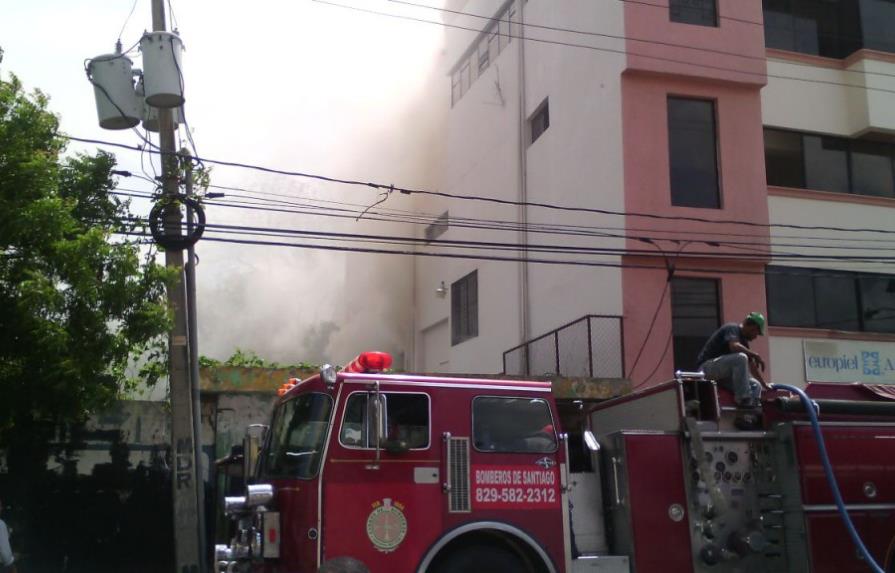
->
[697, 312, 770, 411]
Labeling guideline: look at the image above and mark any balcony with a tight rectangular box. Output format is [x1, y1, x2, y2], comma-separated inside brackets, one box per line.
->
[502, 315, 625, 379]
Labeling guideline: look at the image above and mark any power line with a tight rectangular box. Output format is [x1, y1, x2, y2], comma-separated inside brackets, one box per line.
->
[388, 0, 895, 81]
[70, 134, 895, 236]
[312, 0, 895, 95]
[118, 0, 141, 42]
[200, 182, 895, 248]
[112, 188, 895, 260]
[116, 225, 895, 280]
[118, 210, 895, 266]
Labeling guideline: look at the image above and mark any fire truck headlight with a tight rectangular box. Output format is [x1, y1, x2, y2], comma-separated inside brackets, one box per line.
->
[224, 495, 247, 515]
[246, 484, 274, 508]
[320, 364, 337, 388]
[215, 544, 234, 561]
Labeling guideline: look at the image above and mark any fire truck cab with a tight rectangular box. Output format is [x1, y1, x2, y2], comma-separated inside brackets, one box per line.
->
[215, 352, 895, 573]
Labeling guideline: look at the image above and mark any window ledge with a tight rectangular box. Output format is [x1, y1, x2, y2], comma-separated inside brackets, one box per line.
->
[767, 48, 895, 70]
[768, 185, 895, 208]
[769, 326, 895, 343]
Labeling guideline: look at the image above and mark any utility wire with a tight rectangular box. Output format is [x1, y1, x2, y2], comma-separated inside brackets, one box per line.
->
[115, 226, 895, 280]
[69, 134, 895, 236]
[112, 188, 895, 258]
[117, 210, 895, 266]
[388, 0, 895, 81]
[200, 182, 895, 247]
[118, 0, 141, 43]
[312, 0, 895, 95]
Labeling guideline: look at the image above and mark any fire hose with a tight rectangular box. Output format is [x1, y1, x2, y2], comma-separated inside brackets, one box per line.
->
[770, 383, 885, 573]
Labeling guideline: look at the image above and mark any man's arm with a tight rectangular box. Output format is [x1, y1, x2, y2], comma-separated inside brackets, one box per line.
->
[0, 521, 13, 567]
[728, 341, 765, 371]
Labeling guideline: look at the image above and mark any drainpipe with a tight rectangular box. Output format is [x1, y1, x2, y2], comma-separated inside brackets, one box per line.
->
[516, 0, 531, 349]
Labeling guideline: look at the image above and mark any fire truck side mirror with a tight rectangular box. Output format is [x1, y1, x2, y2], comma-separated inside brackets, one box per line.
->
[583, 430, 601, 452]
[369, 393, 385, 446]
[243, 424, 268, 482]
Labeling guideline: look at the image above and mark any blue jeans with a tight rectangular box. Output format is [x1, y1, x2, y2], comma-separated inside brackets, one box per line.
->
[699, 353, 762, 406]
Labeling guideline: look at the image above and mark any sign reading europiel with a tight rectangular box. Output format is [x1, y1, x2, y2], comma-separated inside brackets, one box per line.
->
[803, 340, 895, 384]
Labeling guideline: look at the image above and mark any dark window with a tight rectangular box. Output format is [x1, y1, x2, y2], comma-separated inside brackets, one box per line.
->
[815, 274, 860, 330]
[803, 135, 850, 194]
[261, 392, 333, 479]
[451, 270, 478, 345]
[765, 129, 804, 188]
[671, 278, 721, 371]
[762, 0, 866, 58]
[670, 0, 718, 26]
[529, 99, 550, 145]
[860, 276, 895, 333]
[766, 267, 816, 327]
[851, 140, 895, 198]
[424, 211, 449, 242]
[668, 97, 720, 208]
[340, 392, 430, 449]
[767, 266, 895, 333]
[473, 396, 557, 453]
[764, 0, 796, 52]
[764, 128, 895, 198]
[861, 0, 895, 53]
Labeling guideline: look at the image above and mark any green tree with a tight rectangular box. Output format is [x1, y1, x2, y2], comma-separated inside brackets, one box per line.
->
[0, 65, 173, 442]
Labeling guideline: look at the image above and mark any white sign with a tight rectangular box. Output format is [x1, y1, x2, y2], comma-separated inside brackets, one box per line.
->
[803, 339, 895, 384]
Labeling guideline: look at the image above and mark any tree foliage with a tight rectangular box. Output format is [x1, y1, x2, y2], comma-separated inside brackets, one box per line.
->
[0, 68, 173, 440]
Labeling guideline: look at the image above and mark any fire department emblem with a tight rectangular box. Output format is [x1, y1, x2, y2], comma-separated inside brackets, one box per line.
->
[366, 498, 407, 553]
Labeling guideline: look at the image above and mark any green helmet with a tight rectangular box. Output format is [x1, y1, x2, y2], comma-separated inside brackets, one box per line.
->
[745, 312, 766, 335]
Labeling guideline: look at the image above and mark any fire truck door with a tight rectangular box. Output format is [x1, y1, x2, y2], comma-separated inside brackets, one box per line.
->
[322, 390, 442, 572]
[466, 396, 566, 564]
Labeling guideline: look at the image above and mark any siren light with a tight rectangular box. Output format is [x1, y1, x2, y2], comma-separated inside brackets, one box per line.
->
[344, 351, 393, 373]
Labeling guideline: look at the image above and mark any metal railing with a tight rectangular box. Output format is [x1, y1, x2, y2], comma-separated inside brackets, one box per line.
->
[502, 315, 625, 378]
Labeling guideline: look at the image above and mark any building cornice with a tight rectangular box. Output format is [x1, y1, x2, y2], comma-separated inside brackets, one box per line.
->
[767, 48, 895, 70]
[769, 326, 895, 343]
[768, 185, 895, 209]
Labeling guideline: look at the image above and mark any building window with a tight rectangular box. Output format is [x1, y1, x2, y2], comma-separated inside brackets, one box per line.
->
[670, 0, 718, 26]
[668, 97, 721, 209]
[764, 129, 804, 189]
[424, 211, 449, 242]
[763, 0, 868, 59]
[767, 266, 895, 333]
[764, 128, 895, 199]
[671, 278, 721, 371]
[449, 1, 517, 106]
[451, 271, 478, 345]
[529, 99, 549, 145]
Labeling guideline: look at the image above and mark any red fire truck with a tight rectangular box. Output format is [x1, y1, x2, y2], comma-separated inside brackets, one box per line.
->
[215, 351, 895, 573]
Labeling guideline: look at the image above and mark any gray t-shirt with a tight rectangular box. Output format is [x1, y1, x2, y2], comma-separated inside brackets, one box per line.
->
[697, 323, 749, 366]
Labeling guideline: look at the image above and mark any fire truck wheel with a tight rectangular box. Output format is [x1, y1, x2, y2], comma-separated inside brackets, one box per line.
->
[430, 543, 532, 573]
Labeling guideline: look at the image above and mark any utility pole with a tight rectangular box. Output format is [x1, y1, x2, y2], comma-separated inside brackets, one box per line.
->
[184, 154, 208, 568]
[151, 1, 202, 572]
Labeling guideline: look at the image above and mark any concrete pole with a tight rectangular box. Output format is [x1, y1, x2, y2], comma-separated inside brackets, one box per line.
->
[151, 1, 202, 572]
[184, 155, 208, 571]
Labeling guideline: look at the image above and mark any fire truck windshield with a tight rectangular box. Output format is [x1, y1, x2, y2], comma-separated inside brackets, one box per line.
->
[260, 392, 333, 479]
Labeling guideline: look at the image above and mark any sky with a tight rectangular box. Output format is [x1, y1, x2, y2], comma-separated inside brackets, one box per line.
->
[1, 0, 450, 375]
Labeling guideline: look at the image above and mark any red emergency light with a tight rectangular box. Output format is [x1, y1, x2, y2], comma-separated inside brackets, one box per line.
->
[344, 351, 393, 373]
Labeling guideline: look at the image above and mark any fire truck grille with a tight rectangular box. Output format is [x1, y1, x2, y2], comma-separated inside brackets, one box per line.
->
[448, 437, 471, 512]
